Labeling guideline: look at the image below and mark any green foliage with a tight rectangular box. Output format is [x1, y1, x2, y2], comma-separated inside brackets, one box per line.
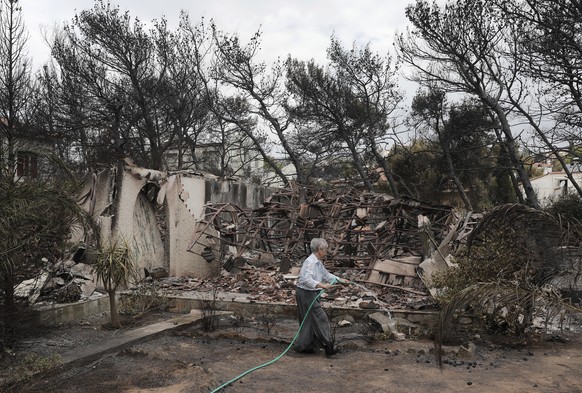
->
[1, 353, 62, 389]
[407, 89, 499, 208]
[545, 193, 582, 221]
[386, 140, 439, 201]
[432, 203, 582, 365]
[431, 227, 535, 302]
[120, 281, 168, 319]
[92, 237, 135, 328]
[0, 175, 85, 309]
[93, 238, 135, 294]
[286, 36, 402, 191]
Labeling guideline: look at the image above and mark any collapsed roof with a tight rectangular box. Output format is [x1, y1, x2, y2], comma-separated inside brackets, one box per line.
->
[188, 183, 479, 292]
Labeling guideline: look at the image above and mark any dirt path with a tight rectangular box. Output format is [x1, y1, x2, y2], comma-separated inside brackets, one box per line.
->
[10, 316, 582, 393]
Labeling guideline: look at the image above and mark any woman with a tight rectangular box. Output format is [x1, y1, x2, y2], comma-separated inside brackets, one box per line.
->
[293, 238, 348, 356]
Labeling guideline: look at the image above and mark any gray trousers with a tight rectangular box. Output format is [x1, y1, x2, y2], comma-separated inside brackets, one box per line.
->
[292, 287, 334, 352]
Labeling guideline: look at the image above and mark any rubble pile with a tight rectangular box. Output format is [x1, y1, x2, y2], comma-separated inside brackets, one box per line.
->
[188, 183, 480, 295]
[154, 268, 437, 311]
[14, 183, 482, 314]
[13, 250, 102, 307]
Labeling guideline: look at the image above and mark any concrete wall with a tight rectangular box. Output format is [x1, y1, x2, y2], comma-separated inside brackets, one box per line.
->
[32, 295, 111, 325]
[82, 160, 275, 279]
[166, 175, 221, 277]
[132, 191, 165, 273]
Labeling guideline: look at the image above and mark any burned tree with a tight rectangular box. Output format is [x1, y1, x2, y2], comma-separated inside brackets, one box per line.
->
[396, 0, 541, 208]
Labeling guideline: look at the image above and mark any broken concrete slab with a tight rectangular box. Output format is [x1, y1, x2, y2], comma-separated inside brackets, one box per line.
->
[368, 311, 393, 333]
[70, 263, 95, 280]
[14, 271, 50, 305]
[73, 278, 97, 298]
[367, 256, 423, 288]
[368, 312, 422, 340]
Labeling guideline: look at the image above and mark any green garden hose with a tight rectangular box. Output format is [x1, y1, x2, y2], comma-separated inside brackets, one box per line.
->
[209, 280, 337, 392]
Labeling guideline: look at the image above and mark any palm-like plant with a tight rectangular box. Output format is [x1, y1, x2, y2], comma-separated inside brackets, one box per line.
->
[93, 237, 135, 328]
[434, 204, 582, 365]
[0, 171, 85, 310]
[434, 280, 582, 365]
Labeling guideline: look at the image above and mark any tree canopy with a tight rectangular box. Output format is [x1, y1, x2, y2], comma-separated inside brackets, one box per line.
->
[0, 0, 581, 206]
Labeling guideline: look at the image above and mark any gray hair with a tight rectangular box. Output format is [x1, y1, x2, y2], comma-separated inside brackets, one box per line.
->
[310, 238, 328, 253]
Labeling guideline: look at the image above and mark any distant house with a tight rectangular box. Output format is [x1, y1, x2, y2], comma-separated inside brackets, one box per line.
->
[15, 150, 39, 178]
[163, 141, 264, 181]
[529, 162, 582, 206]
[263, 161, 297, 188]
[0, 117, 57, 181]
[532, 160, 553, 176]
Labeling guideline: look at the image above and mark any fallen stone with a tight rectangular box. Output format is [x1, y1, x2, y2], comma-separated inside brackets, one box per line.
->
[144, 267, 169, 280]
[70, 263, 95, 280]
[359, 301, 379, 309]
[368, 312, 397, 338]
[332, 314, 355, 324]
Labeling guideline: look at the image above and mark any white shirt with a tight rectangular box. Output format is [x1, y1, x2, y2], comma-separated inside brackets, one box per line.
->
[296, 253, 338, 291]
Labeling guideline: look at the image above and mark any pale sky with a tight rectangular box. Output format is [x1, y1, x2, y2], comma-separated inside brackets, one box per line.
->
[23, 0, 414, 69]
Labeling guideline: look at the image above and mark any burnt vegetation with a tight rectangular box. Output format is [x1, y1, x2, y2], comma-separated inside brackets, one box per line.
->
[1, 0, 582, 379]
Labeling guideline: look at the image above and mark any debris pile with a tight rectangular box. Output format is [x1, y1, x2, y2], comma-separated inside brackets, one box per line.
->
[188, 183, 479, 297]
[13, 248, 103, 307]
[154, 270, 437, 311]
[14, 182, 483, 314]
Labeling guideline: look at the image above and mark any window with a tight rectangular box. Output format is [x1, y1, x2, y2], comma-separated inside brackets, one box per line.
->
[16, 151, 38, 178]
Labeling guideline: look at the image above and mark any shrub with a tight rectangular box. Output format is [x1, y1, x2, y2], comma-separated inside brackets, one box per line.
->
[1, 353, 62, 389]
[120, 281, 168, 319]
[545, 193, 582, 221]
[431, 226, 536, 303]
